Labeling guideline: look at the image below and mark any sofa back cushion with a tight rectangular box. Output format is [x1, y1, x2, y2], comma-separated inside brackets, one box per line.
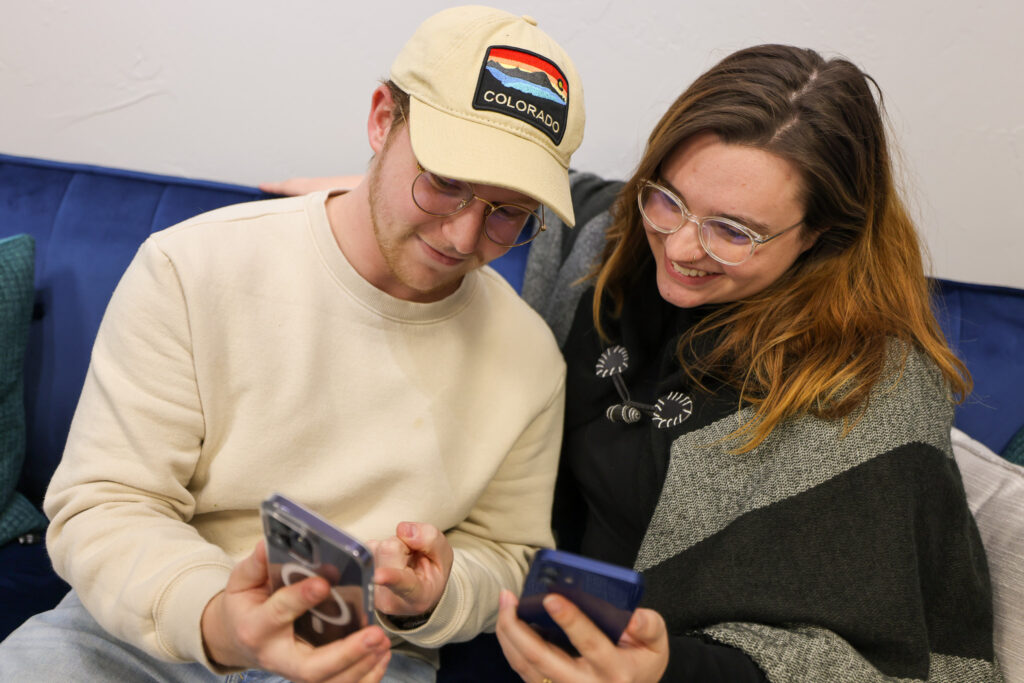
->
[0, 154, 269, 505]
[2, 153, 1023, 503]
[934, 279, 1024, 455]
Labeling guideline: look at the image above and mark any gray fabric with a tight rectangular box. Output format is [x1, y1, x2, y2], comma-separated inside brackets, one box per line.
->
[633, 343, 1002, 681]
[636, 345, 953, 571]
[522, 207, 611, 348]
[702, 622, 1002, 683]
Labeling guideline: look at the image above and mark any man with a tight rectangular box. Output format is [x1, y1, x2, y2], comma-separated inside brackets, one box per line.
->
[0, 6, 583, 682]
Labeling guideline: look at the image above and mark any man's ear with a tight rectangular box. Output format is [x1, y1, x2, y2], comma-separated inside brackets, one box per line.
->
[367, 84, 397, 155]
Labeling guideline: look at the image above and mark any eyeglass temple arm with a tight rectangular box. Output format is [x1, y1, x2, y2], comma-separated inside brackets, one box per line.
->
[756, 220, 803, 245]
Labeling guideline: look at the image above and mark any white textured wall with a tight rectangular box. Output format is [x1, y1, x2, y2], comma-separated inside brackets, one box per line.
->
[2, 0, 1021, 287]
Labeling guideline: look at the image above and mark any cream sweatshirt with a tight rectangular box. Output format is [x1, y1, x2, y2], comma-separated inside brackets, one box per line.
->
[44, 192, 565, 668]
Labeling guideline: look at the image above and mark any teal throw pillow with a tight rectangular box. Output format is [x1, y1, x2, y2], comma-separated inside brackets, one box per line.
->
[1003, 424, 1024, 467]
[0, 234, 48, 545]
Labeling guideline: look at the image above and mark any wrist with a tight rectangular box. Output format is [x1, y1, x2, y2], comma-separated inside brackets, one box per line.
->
[383, 607, 434, 630]
[200, 591, 236, 667]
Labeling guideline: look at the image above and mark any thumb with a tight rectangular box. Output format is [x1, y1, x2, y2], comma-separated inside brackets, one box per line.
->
[397, 523, 453, 570]
[625, 608, 667, 647]
[263, 573, 330, 628]
[225, 540, 270, 593]
[396, 522, 434, 554]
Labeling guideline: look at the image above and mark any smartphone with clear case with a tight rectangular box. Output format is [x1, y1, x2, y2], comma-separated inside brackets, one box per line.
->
[261, 493, 375, 646]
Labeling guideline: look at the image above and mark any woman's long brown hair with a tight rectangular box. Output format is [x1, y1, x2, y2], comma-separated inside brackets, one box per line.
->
[593, 45, 970, 451]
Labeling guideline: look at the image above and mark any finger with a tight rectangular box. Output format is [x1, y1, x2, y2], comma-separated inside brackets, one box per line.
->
[622, 607, 666, 648]
[331, 175, 365, 191]
[257, 180, 288, 194]
[494, 631, 535, 682]
[225, 540, 270, 593]
[261, 574, 331, 629]
[495, 591, 543, 681]
[291, 626, 391, 683]
[258, 178, 317, 196]
[394, 522, 432, 553]
[372, 575, 422, 617]
[372, 566, 415, 596]
[496, 591, 576, 673]
[258, 176, 361, 197]
[258, 179, 321, 195]
[495, 588, 520, 630]
[373, 536, 411, 570]
[497, 590, 559, 650]
[354, 649, 392, 683]
[371, 540, 418, 600]
[396, 523, 453, 570]
[543, 593, 615, 656]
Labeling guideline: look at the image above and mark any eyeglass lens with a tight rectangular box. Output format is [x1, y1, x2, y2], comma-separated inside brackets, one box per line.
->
[413, 171, 541, 247]
[638, 184, 754, 265]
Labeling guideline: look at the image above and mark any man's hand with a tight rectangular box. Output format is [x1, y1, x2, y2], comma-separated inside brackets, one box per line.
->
[200, 541, 392, 683]
[370, 522, 454, 619]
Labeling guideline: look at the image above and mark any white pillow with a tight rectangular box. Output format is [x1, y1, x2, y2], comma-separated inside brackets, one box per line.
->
[952, 426, 1024, 682]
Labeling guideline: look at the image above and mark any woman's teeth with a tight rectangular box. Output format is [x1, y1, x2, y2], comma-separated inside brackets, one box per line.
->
[671, 262, 710, 277]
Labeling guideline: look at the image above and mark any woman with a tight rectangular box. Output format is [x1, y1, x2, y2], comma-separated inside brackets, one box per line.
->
[263, 44, 999, 682]
[493, 45, 999, 682]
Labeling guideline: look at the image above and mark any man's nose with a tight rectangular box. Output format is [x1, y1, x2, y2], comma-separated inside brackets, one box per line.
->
[442, 199, 488, 254]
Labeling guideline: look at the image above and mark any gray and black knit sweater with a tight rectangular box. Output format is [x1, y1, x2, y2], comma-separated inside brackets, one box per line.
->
[520, 172, 1001, 682]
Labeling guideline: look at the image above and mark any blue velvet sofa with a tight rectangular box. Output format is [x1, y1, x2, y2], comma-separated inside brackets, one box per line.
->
[2, 152, 1022, 678]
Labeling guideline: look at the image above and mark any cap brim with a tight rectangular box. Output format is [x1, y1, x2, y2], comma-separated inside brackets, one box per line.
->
[406, 97, 576, 227]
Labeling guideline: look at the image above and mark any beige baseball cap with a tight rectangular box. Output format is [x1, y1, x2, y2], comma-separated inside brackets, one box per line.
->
[390, 6, 585, 226]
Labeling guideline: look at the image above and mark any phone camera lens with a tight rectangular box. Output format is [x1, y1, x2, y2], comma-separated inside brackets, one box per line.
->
[540, 566, 559, 586]
[268, 518, 292, 549]
[292, 533, 314, 562]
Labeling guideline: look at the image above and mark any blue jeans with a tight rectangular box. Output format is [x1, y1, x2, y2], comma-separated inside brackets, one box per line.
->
[0, 590, 435, 682]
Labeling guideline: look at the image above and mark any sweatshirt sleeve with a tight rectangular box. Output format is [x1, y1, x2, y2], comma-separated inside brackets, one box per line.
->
[380, 361, 566, 647]
[44, 238, 233, 667]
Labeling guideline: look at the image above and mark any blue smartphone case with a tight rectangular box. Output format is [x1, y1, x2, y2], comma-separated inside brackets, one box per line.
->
[516, 548, 644, 654]
[261, 493, 375, 646]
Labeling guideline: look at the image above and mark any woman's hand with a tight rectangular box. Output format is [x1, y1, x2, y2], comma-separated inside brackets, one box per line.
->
[496, 589, 669, 683]
[259, 176, 364, 196]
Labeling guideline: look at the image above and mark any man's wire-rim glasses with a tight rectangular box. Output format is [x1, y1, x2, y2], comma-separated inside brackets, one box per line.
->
[411, 164, 546, 248]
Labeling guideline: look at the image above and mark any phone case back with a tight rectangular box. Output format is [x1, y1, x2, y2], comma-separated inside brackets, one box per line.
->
[517, 548, 644, 654]
[261, 494, 375, 646]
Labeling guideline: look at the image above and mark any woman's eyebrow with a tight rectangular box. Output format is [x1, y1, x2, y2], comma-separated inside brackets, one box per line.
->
[657, 176, 772, 236]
